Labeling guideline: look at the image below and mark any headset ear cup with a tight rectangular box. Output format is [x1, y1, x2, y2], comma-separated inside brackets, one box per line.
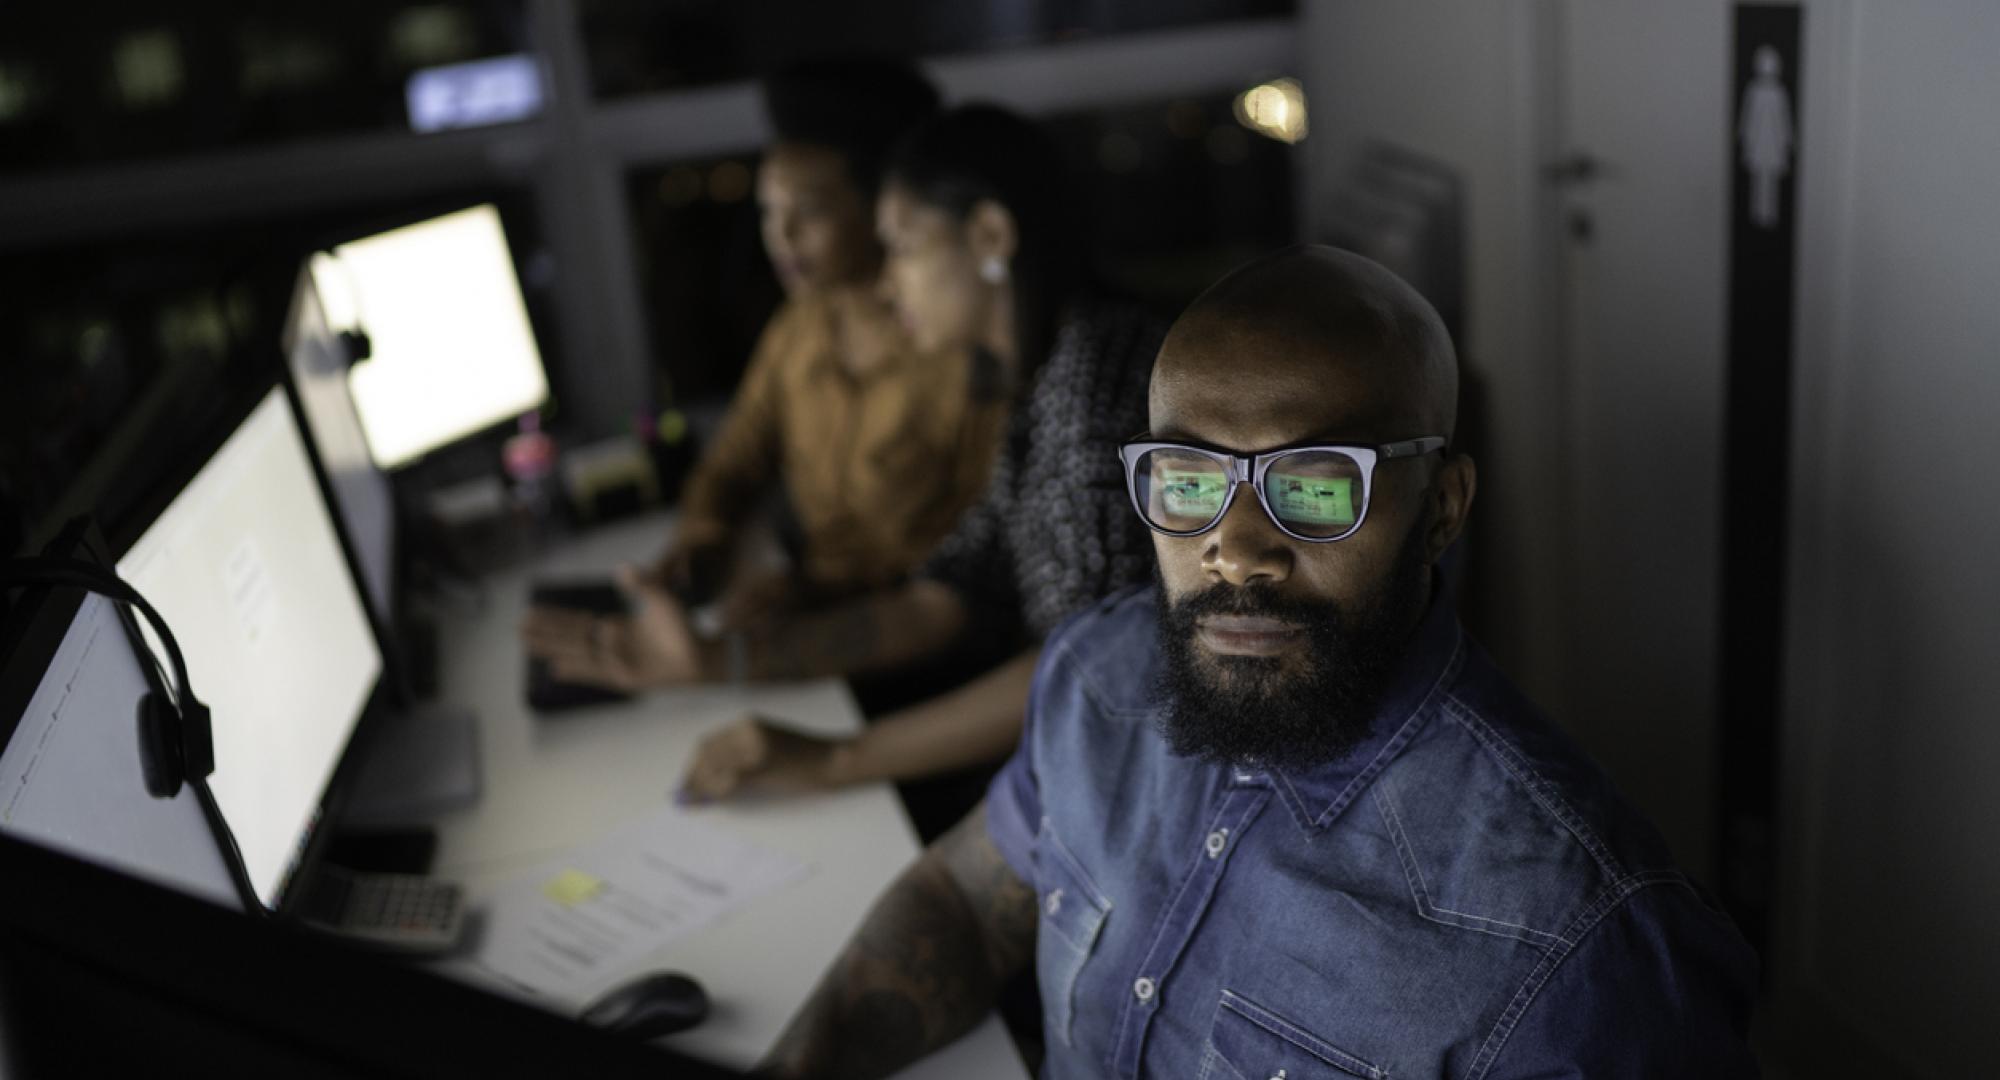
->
[136, 692, 185, 799]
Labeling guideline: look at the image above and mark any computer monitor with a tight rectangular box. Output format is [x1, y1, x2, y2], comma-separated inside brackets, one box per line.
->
[283, 265, 398, 629]
[115, 387, 383, 911]
[310, 203, 550, 471]
[0, 547, 237, 908]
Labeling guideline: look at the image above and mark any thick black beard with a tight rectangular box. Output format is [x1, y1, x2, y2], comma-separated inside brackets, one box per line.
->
[1151, 521, 1434, 771]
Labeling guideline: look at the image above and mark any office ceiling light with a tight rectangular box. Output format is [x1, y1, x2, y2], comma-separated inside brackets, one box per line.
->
[111, 30, 186, 109]
[389, 5, 478, 68]
[0, 64, 35, 122]
[239, 31, 340, 96]
[1234, 76, 1307, 144]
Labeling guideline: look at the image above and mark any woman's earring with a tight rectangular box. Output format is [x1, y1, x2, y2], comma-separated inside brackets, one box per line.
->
[980, 256, 1008, 285]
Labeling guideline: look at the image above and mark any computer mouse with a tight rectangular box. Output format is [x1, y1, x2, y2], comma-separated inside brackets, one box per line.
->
[578, 972, 710, 1039]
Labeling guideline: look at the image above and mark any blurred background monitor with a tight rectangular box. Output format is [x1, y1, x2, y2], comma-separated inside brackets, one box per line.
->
[114, 387, 384, 911]
[309, 204, 550, 471]
[284, 267, 398, 629]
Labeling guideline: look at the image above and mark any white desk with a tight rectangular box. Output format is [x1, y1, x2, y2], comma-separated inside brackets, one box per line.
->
[420, 512, 1028, 1078]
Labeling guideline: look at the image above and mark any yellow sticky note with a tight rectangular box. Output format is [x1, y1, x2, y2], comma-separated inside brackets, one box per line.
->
[543, 869, 604, 907]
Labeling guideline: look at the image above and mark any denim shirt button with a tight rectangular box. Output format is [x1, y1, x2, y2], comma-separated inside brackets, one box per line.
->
[1132, 976, 1156, 1002]
[1045, 888, 1064, 916]
[1204, 829, 1229, 858]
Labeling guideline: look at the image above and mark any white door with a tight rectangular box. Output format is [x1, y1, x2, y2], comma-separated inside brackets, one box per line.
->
[1300, 0, 1735, 885]
[1543, 0, 1731, 881]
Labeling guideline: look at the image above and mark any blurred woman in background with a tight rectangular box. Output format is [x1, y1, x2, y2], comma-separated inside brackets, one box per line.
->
[528, 103, 1164, 835]
[650, 58, 1007, 625]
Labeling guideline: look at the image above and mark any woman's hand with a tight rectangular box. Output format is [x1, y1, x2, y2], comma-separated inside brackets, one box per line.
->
[677, 715, 855, 803]
[520, 564, 709, 690]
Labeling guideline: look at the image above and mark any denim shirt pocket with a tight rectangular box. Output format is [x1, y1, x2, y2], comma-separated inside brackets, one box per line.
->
[1196, 989, 1392, 1080]
[1031, 819, 1113, 1048]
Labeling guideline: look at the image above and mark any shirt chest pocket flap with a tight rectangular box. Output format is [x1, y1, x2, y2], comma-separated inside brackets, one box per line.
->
[1032, 825, 1112, 1048]
[1198, 989, 1392, 1080]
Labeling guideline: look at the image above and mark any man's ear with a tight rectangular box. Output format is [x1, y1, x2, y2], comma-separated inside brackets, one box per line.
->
[1425, 453, 1477, 564]
[965, 198, 1019, 267]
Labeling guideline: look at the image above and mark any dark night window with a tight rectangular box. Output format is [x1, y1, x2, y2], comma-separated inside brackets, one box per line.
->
[579, 0, 1294, 98]
[624, 87, 1297, 412]
[0, 2, 531, 176]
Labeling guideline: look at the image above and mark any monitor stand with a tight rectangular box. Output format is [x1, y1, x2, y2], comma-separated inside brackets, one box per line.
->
[340, 703, 481, 827]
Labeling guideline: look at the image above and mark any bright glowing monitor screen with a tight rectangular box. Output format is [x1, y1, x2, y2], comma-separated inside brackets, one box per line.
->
[117, 389, 383, 909]
[0, 592, 238, 907]
[312, 204, 549, 470]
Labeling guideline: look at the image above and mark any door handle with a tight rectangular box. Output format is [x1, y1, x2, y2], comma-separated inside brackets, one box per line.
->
[1544, 153, 1603, 187]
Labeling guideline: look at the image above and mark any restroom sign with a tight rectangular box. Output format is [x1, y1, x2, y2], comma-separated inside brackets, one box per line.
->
[1738, 44, 1795, 229]
[1716, 1, 1803, 969]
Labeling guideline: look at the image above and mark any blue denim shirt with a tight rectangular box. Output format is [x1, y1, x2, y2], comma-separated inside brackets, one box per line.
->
[986, 584, 1760, 1079]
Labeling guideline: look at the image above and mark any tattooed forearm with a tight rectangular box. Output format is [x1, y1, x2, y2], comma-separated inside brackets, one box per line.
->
[840, 992, 927, 1062]
[940, 806, 1039, 979]
[760, 861, 987, 1077]
[759, 806, 1035, 1079]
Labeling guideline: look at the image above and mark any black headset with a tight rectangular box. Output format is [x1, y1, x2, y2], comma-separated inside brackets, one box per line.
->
[1, 555, 268, 915]
[2, 556, 213, 798]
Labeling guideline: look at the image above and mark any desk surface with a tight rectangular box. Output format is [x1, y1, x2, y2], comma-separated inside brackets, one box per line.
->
[421, 512, 1027, 1078]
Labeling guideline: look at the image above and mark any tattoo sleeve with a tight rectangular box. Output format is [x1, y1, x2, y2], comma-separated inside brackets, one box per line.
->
[759, 804, 1037, 1079]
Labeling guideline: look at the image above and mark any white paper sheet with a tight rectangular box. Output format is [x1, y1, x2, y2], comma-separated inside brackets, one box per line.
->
[472, 803, 812, 1002]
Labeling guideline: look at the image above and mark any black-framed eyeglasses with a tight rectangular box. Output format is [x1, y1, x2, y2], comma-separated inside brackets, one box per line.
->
[1117, 435, 1447, 543]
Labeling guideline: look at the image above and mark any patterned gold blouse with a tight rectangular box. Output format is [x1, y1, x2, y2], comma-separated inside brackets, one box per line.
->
[676, 285, 1008, 595]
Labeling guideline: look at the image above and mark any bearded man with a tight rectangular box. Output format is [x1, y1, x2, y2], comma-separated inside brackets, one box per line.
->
[757, 246, 1761, 1080]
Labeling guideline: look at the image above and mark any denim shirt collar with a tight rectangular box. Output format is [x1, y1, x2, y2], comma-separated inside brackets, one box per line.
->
[1254, 571, 1465, 837]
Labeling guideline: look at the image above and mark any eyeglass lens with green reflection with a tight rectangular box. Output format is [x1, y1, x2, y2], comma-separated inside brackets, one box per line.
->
[1119, 436, 1445, 544]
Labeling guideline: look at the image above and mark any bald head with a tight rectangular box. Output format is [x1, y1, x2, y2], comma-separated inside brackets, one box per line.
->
[1152, 246, 1458, 446]
[1144, 246, 1479, 711]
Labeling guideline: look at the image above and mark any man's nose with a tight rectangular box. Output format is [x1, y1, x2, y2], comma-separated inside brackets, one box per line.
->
[1201, 484, 1292, 587]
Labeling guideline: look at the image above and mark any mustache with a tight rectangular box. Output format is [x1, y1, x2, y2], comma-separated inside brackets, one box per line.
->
[1165, 582, 1344, 628]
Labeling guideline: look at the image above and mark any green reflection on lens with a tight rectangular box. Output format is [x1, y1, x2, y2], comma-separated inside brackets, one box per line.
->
[1158, 466, 1228, 519]
[1267, 473, 1355, 525]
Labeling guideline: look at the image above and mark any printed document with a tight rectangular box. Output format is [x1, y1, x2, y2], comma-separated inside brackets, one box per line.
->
[474, 803, 811, 1000]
